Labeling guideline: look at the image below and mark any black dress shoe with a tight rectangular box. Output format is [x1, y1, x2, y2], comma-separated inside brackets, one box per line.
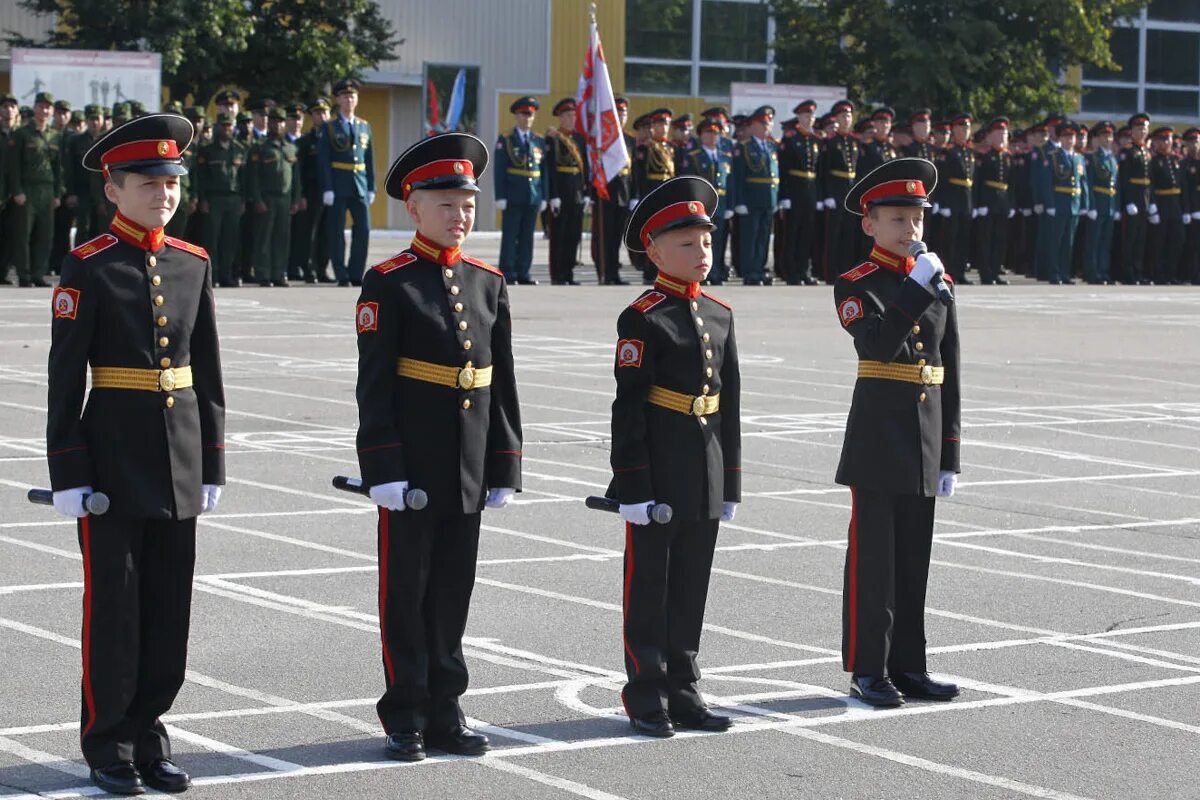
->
[628, 711, 675, 738]
[1061, 278, 1076, 285]
[138, 759, 190, 793]
[384, 730, 426, 762]
[743, 279, 763, 286]
[566, 280, 582, 285]
[425, 724, 489, 756]
[993, 277, 1009, 285]
[802, 277, 819, 286]
[305, 275, 317, 284]
[316, 273, 336, 283]
[607, 278, 630, 285]
[672, 708, 732, 732]
[18, 279, 33, 287]
[259, 280, 272, 287]
[337, 280, 351, 287]
[30, 278, 50, 287]
[850, 675, 904, 708]
[890, 671, 960, 701]
[90, 762, 145, 795]
[350, 279, 362, 287]
[273, 279, 290, 287]
[516, 278, 539, 285]
[956, 276, 974, 285]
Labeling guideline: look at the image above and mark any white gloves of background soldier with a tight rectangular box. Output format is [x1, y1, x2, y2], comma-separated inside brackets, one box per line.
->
[723, 209, 735, 220]
[939, 207, 951, 218]
[908, 252, 946, 295]
[937, 471, 957, 498]
[369, 481, 409, 511]
[1046, 207, 1057, 217]
[367, 191, 376, 205]
[495, 199, 508, 211]
[1125, 203, 1137, 216]
[52, 486, 92, 518]
[1086, 209, 1098, 220]
[824, 197, 836, 210]
[549, 198, 562, 213]
[778, 199, 792, 211]
[322, 190, 335, 206]
[620, 501, 655, 526]
[734, 205, 749, 216]
[485, 488, 515, 509]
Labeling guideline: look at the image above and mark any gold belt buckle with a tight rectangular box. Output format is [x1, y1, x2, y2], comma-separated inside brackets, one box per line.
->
[457, 365, 476, 390]
[691, 396, 706, 416]
[158, 368, 177, 392]
[919, 365, 934, 385]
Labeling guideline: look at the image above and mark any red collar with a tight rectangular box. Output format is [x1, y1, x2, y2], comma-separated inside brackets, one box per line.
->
[410, 232, 462, 266]
[109, 211, 165, 252]
[869, 245, 914, 275]
[654, 272, 701, 300]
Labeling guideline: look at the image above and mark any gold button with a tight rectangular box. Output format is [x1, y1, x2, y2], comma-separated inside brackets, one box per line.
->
[450, 285, 460, 295]
[154, 295, 165, 306]
[912, 324, 921, 334]
[462, 398, 472, 410]
[706, 367, 713, 377]
[147, 255, 157, 268]
[158, 337, 169, 347]
[917, 358, 926, 367]
[463, 339, 472, 350]
[160, 357, 171, 368]
[915, 342, 924, 351]
[165, 396, 175, 408]
[919, 392, 928, 402]
[702, 384, 710, 395]
[157, 316, 168, 327]
[702, 332, 710, 342]
[705, 349, 713, 359]
[444, 268, 454, 278]
[458, 321, 468, 331]
[454, 302, 464, 312]
[695, 317, 704, 326]
[151, 275, 162, 286]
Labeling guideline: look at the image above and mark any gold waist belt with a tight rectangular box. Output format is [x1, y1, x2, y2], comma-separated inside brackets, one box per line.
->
[789, 169, 817, 179]
[830, 169, 856, 179]
[556, 166, 581, 174]
[648, 172, 673, 180]
[1093, 185, 1116, 196]
[748, 176, 780, 184]
[1154, 187, 1182, 196]
[91, 365, 193, 392]
[857, 361, 944, 386]
[619, 167, 630, 176]
[648, 385, 720, 416]
[716, 188, 727, 196]
[397, 358, 492, 390]
[507, 168, 541, 177]
[331, 162, 366, 172]
[948, 177, 973, 188]
[1128, 177, 1150, 186]
[984, 180, 1008, 190]
[1054, 186, 1081, 195]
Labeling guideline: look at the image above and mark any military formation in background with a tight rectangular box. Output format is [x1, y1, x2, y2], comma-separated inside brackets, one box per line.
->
[0, 79, 374, 288]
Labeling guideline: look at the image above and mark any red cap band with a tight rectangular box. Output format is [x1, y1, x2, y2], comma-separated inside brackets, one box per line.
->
[860, 179, 927, 213]
[400, 158, 475, 200]
[640, 200, 706, 248]
[101, 139, 180, 167]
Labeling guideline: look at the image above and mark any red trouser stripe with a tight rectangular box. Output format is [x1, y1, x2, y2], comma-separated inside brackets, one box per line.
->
[377, 507, 397, 685]
[80, 516, 97, 738]
[622, 522, 640, 675]
[846, 487, 858, 672]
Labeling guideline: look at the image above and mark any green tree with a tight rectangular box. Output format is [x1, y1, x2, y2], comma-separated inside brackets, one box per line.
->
[769, 0, 1150, 122]
[9, 0, 402, 106]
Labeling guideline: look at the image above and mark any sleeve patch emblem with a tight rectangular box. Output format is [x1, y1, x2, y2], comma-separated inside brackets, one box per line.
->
[356, 301, 379, 333]
[838, 296, 864, 327]
[617, 339, 644, 368]
[53, 287, 80, 320]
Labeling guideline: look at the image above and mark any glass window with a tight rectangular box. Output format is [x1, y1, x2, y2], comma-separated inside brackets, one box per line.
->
[626, 0, 693, 60]
[1081, 86, 1139, 114]
[1083, 26, 1138, 82]
[700, 66, 766, 97]
[1148, 0, 1200, 23]
[626, 63, 692, 95]
[1145, 88, 1199, 117]
[1146, 29, 1200, 85]
[700, 0, 768, 63]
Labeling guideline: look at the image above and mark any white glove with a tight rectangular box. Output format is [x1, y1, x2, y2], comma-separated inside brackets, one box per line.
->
[977, 206, 988, 217]
[369, 480, 409, 511]
[1007, 209, 1015, 219]
[936, 471, 957, 498]
[1021, 208, 1032, 217]
[1150, 214, 1161, 225]
[629, 198, 639, 210]
[734, 204, 749, 216]
[815, 201, 825, 211]
[939, 207, 951, 218]
[1087, 209, 1098, 220]
[723, 209, 735, 220]
[538, 200, 547, 212]
[619, 501, 654, 526]
[908, 252, 945, 295]
[583, 197, 593, 212]
[970, 208, 978, 219]
[1046, 207, 1057, 217]
[1185, 213, 1193, 225]
[1125, 203, 1137, 216]
[367, 191, 376, 205]
[495, 198, 508, 211]
[1033, 203, 1044, 214]
[485, 487, 515, 509]
[322, 190, 334, 206]
[52, 486, 93, 518]
[1114, 211, 1121, 222]
[1149, 203, 1159, 216]
[823, 197, 836, 210]
[549, 197, 562, 213]
[201, 484, 222, 513]
[720, 502, 738, 522]
[779, 199, 792, 210]
[931, 202, 940, 215]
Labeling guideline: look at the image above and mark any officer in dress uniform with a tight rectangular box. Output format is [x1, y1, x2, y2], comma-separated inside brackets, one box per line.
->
[819, 100, 860, 282]
[833, 158, 960, 708]
[729, 105, 779, 285]
[248, 107, 301, 286]
[1044, 121, 1090, 285]
[1182, 129, 1200, 284]
[933, 112, 975, 284]
[593, 96, 634, 285]
[1084, 121, 1119, 285]
[1147, 126, 1189, 285]
[318, 78, 375, 286]
[545, 97, 590, 285]
[677, 119, 732, 284]
[194, 112, 247, 287]
[973, 117, 1012, 285]
[633, 108, 678, 284]
[48, 113, 225, 795]
[495, 96, 547, 285]
[609, 175, 740, 737]
[1118, 112, 1153, 285]
[355, 132, 523, 762]
[294, 98, 334, 283]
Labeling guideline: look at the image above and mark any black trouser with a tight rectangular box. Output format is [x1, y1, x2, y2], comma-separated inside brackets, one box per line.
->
[376, 508, 480, 734]
[824, 208, 857, 281]
[975, 208, 1008, 282]
[783, 198, 816, 283]
[1120, 210, 1147, 282]
[841, 487, 934, 677]
[941, 207, 971, 281]
[77, 514, 196, 769]
[548, 200, 583, 283]
[621, 517, 719, 719]
[594, 196, 626, 282]
[1150, 204, 1185, 284]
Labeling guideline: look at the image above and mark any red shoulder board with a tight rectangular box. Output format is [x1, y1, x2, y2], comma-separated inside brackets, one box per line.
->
[372, 252, 417, 274]
[840, 262, 879, 282]
[631, 291, 667, 314]
[70, 234, 117, 261]
[462, 254, 503, 276]
[164, 237, 209, 260]
[702, 291, 731, 310]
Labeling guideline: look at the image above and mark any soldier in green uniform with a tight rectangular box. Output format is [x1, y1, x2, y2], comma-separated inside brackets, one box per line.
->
[63, 106, 107, 242]
[7, 92, 63, 287]
[729, 105, 779, 285]
[165, 114, 199, 240]
[248, 107, 301, 286]
[0, 93, 20, 283]
[1044, 121, 1090, 285]
[194, 112, 247, 287]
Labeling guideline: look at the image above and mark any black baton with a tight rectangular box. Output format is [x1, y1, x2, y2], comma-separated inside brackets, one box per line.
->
[27, 488, 110, 515]
[585, 495, 673, 524]
[332, 476, 429, 510]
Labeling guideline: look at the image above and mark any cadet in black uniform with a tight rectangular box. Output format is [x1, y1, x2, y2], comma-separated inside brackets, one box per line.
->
[819, 100, 860, 282]
[779, 99, 821, 285]
[546, 97, 590, 285]
[355, 133, 523, 762]
[973, 117, 1013, 284]
[934, 112, 976, 284]
[609, 176, 741, 737]
[632, 109, 678, 283]
[833, 158, 961, 708]
[1119, 112, 1153, 285]
[47, 114, 225, 795]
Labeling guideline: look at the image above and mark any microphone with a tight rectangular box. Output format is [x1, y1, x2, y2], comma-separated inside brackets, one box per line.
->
[909, 240, 953, 306]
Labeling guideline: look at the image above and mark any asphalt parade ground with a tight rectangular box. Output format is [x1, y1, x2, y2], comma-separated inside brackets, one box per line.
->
[1, 232, 1199, 799]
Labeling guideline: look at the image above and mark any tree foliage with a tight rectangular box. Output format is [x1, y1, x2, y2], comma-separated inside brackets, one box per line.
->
[769, 0, 1151, 121]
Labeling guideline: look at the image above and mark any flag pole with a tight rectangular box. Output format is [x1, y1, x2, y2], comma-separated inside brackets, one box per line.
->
[589, 3, 606, 283]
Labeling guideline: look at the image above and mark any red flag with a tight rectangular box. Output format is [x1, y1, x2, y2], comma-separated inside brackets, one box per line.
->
[426, 78, 440, 136]
[575, 15, 628, 201]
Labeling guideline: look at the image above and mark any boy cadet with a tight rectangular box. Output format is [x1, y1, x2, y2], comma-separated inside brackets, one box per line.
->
[609, 175, 741, 737]
[247, 107, 301, 286]
[833, 158, 961, 707]
[677, 118, 732, 285]
[355, 133, 523, 761]
[47, 113, 225, 794]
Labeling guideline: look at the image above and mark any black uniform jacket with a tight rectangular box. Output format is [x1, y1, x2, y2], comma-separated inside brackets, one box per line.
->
[47, 215, 226, 519]
[609, 273, 741, 522]
[355, 233, 523, 513]
[833, 245, 961, 496]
